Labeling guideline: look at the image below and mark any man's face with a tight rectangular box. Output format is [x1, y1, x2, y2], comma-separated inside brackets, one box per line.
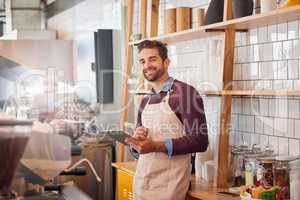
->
[139, 48, 169, 82]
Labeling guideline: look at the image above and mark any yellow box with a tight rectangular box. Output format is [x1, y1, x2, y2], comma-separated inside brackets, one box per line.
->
[116, 169, 134, 200]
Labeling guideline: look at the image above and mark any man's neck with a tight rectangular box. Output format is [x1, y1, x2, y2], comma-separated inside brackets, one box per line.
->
[151, 74, 170, 93]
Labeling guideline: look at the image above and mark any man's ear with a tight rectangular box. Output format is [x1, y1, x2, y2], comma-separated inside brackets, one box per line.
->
[164, 58, 170, 68]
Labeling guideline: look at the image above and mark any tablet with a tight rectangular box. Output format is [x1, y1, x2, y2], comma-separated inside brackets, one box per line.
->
[102, 130, 132, 145]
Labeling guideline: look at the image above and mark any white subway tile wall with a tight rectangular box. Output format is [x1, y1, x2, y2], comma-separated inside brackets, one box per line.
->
[232, 20, 300, 156]
[289, 139, 300, 156]
[132, 0, 300, 156]
[278, 137, 289, 155]
[288, 21, 299, 40]
[268, 25, 277, 42]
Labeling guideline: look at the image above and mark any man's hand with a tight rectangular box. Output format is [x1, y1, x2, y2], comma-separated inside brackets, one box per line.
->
[133, 126, 148, 140]
[126, 137, 167, 154]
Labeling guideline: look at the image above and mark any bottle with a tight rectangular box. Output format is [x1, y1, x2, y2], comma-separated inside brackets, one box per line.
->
[245, 157, 258, 186]
[261, 0, 277, 13]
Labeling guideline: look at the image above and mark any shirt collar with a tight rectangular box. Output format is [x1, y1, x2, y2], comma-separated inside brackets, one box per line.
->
[151, 77, 174, 95]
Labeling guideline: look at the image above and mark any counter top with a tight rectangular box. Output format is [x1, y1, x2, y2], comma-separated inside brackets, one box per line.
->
[112, 161, 137, 176]
[188, 176, 240, 200]
[112, 162, 239, 200]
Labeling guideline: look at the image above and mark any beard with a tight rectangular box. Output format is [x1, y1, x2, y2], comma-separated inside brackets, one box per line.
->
[143, 66, 165, 82]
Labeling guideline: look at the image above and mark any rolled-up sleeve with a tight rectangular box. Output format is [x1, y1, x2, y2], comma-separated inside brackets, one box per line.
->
[172, 86, 208, 155]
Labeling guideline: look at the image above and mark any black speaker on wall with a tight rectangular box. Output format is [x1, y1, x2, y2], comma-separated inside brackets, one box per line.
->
[94, 29, 114, 104]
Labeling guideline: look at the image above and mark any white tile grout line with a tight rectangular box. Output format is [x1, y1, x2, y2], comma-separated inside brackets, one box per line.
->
[231, 130, 300, 141]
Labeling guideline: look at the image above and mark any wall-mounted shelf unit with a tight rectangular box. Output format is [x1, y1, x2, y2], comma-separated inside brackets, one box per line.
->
[129, 26, 224, 46]
[129, 4, 300, 46]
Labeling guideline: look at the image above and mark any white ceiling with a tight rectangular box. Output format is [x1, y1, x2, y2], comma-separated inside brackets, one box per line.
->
[47, 0, 123, 38]
[0, 0, 4, 10]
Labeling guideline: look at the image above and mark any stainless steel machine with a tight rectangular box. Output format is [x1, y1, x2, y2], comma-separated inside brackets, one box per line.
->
[0, 115, 101, 200]
[0, 116, 32, 199]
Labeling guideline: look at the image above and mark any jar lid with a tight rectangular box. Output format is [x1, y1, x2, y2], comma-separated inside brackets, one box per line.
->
[289, 158, 300, 168]
[252, 146, 262, 154]
[245, 151, 265, 158]
[275, 156, 298, 162]
[245, 154, 261, 160]
[232, 150, 251, 155]
[258, 156, 276, 163]
[231, 145, 251, 154]
[233, 144, 250, 151]
[263, 145, 275, 156]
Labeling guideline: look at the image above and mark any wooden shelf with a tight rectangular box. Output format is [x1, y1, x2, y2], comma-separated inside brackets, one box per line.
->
[129, 90, 151, 95]
[187, 176, 239, 200]
[129, 26, 224, 45]
[129, 89, 300, 97]
[205, 90, 300, 96]
[112, 161, 137, 176]
[129, 5, 300, 45]
[215, 4, 300, 30]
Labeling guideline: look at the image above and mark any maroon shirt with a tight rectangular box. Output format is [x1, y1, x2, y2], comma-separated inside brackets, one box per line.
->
[137, 79, 208, 155]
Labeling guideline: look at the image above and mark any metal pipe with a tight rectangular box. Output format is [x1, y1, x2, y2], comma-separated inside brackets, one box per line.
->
[63, 158, 102, 183]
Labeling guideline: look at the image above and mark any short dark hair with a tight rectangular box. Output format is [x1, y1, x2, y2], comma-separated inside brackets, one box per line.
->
[137, 40, 168, 61]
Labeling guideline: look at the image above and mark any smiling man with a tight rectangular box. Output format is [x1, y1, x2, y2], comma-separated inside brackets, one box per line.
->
[126, 40, 208, 200]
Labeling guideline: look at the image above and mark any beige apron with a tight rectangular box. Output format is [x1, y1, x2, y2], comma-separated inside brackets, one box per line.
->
[133, 92, 191, 200]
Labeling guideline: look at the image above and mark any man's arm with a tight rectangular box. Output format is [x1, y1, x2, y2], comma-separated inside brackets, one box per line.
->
[171, 86, 209, 155]
[127, 87, 208, 156]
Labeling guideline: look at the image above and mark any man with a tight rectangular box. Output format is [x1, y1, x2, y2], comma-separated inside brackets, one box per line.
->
[125, 40, 208, 200]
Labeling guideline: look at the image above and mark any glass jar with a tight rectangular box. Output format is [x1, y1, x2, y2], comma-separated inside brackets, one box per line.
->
[274, 157, 290, 187]
[273, 161, 288, 188]
[258, 157, 276, 186]
[273, 156, 297, 200]
[230, 145, 251, 186]
[289, 159, 300, 200]
[244, 145, 264, 187]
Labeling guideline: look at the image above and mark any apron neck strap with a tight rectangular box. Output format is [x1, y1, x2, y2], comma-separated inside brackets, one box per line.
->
[146, 90, 171, 105]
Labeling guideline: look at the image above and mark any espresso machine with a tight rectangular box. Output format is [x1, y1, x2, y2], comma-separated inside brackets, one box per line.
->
[0, 116, 32, 199]
[0, 115, 101, 200]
